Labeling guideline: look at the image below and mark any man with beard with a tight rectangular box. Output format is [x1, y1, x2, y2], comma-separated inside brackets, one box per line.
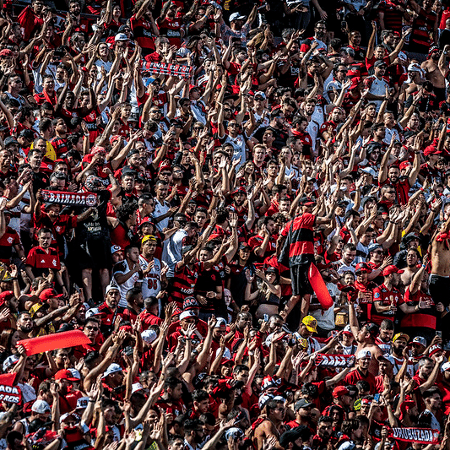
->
[312, 416, 333, 450]
[183, 419, 205, 450]
[156, 376, 186, 421]
[412, 356, 445, 395]
[347, 262, 377, 323]
[97, 285, 124, 335]
[139, 235, 167, 300]
[390, 332, 413, 377]
[285, 398, 314, 430]
[344, 349, 377, 394]
[375, 320, 394, 355]
[280, 425, 312, 450]
[378, 142, 420, 206]
[15, 312, 34, 341]
[371, 265, 403, 326]
[253, 398, 286, 450]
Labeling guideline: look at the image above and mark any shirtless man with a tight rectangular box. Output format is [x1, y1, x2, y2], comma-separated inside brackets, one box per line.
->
[253, 398, 286, 450]
[422, 48, 446, 104]
[429, 214, 450, 309]
[348, 294, 383, 376]
[401, 248, 420, 287]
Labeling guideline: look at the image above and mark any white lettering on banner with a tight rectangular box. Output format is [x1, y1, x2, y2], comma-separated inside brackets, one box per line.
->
[391, 427, 439, 444]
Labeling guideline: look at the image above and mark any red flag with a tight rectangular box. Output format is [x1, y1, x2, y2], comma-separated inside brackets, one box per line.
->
[0, 373, 16, 387]
[308, 263, 333, 310]
[0, 373, 20, 404]
[18, 330, 91, 356]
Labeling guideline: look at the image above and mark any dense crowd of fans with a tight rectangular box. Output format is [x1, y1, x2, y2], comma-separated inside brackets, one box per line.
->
[1, 0, 450, 449]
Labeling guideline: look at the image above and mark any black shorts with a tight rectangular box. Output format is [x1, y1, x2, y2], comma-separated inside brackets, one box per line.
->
[290, 263, 314, 297]
[72, 236, 112, 270]
[429, 274, 450, 307]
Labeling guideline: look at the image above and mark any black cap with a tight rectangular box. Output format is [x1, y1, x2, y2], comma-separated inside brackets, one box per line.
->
[4, 136, 18, 147]
[294, 398, 314, 411]
[19, 129, 34, 140]
[280, 426, 310, 449]
[365, 322, 379, 337]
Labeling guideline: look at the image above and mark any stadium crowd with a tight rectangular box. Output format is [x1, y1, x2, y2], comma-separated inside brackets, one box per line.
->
[1, 0, 450, 449]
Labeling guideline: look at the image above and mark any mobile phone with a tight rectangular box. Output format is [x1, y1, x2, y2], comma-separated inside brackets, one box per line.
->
[341, 21, 347, 29]
[73, 283, 82, 294]
[436, 331, 442, 338]
[374, 393, 380, 402]
[263, 314, 269, 322]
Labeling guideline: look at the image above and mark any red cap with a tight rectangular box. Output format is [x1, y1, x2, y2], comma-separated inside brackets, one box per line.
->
[221, 358, 235, 366]
[39, 289, 64, 302]
[382, 265, 404, 276]
[332, 386, 350, 398]
[0, 49, 13, 57]
[424, 145, 442, 156]
[54, 369, 79, 382]
[349, 77, 362, 90]
[0, 291, 14, 307]
[399, 161, 411, 171]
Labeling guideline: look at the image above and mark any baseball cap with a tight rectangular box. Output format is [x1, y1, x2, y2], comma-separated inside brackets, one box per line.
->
[115, 33, 128, 41]
[68, 369, 81, 380]
[60, 412, 80, 423]
[39, 288, 64, 301]
[377, 354, 395, 365]
[424, 145, 442, 156]
[254, 91, 266, 100]
[343, 325, 353, 335]
[111, 245, 122, 254]
[429, 344, 442, 357]
[357, 349, 372, 359]
[280, 426, 309, 449]
[105, 284, 120, 294]
[374, 60, 387, 68]
[103, 363, 123, 378]
[141, 329, 158, 344]
[301, 315, 317, 333]
[441, 362, 450, 372]
[229, 12, 246, 22]
[75, 397, 89, 410]
[393, 332, 409, 343]
[361, 167, 377, 178]
[412, 336, 427, 347]
[86, 307, 103, 319]
[31, 400, 51, 414]
[239, 241, 251, 250]
[294, 398, 314, 411]
[0, 291, 14, 307]
[399, 161, 411, 171]
[299, 196, 315, 206]
[355, 262, 371, 273]
[4, 136, 18, 147]
[0, 49, 13, 57]
[132, 382, 144, 393]
[55, 369, 79, 381]
[332, 386, 350, 398]
[368, 243, 383, 253]
[180, 310, 197, 321]
[2, 355, 18, 371]
[214, 317, 227, 328]
[382, 265, 404, 276]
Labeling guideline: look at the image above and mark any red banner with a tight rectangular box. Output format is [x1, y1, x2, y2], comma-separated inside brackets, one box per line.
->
[315, 354, 356, 368]
[18, 330, 91, 356]
[142, 62, 192, 79]
[390, 428, 439, 445]
[41, 190, 97, 206]
[308, 263, 333, 310]
[0, 373, 21, 404]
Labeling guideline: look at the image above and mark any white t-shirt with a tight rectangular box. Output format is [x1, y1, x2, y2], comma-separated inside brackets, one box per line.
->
[112, 259, 143, 308]
[139, 255, 166, 298]
[153, 199, 170, 232]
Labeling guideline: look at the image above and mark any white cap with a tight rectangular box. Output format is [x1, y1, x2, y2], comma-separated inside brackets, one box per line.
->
[142, 329, 158, 344]
[3, 355, 19, 371]
[214, 317, 227, 328]
[378, 354, 395, 365]
[361, 167, 377, 178]
[442, 362, 450, 372]
[68, 368, 81, 380]
[76, 397, 89, 409]
[103, 363, 123, 378]
[357, 349, 372, 360]
[229, 12, 246, 22]
[132, 382, 144, 393]
[106, 284, 120, 294]
[254, 91, 266, 100]
[32, 399, 51, 414]
[180, 310, 197, 321]
[60, 412, 80, 423]
[115, 33, 128, 42]
[412, 336, 427, 347]
[86, 307, 100, 319]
